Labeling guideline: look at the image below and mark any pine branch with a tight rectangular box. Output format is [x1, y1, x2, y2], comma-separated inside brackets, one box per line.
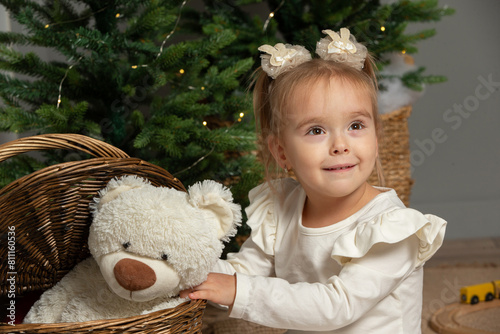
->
[0, 45, 66, 82]
[0, 105, 41, 132]
[125, 6, 176, 39]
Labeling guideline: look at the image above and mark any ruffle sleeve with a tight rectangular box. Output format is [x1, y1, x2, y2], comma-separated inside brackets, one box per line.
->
[244, 182, 279, 256]
[331, 208, 447, 267]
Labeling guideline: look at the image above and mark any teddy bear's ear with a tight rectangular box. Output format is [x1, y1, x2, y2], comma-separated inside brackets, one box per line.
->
[188, 180, 242, 242]
[93, 175, 152, 211]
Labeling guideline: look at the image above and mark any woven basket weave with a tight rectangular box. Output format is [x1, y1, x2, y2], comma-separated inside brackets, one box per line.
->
[0, 133, 206, 333]
[368, 105, 414, 206]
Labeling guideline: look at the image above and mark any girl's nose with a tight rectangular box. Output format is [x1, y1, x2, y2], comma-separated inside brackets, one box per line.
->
[331, 136, 349, 155]
[333, 147, 349, 154]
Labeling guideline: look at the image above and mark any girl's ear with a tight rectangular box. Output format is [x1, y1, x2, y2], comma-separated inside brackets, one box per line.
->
[267, 135, 288, 169]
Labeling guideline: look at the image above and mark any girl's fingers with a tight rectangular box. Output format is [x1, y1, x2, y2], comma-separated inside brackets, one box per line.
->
[179, 288, 193, 299]
[178, 273, 236, 305]
[188, 290, 206, 300]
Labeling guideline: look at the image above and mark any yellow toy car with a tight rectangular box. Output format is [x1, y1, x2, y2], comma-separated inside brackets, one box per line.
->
[460, 280, 500, 305]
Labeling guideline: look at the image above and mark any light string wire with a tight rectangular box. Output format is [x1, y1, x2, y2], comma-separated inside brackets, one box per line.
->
[173, 110, 246, 177]
[56, 1, 190, 108]
[52, 0, 244, 178]
[50, 5, 111, 109]
[57, 56, 83, 109]
[177, 0, 285, 176]
[263, 0, 285, 31]
[132, 0, 189, 68]
[44, 6, 110, 29]
[173, 146, 215, 177]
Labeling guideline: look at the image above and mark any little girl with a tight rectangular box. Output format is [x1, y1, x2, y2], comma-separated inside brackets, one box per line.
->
[180, 28, 447, 333]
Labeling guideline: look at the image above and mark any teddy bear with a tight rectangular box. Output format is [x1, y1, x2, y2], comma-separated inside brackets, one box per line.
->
[23, 175, 241, 323]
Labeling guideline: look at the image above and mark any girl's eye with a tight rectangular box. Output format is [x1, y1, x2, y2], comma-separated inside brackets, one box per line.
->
[161, 253, 169, 261]
[349, 122, 364, 131]
[307, 127, 325, 135]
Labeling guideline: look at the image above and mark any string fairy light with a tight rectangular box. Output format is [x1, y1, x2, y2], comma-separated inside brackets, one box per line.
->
[263, 0, 286, 31]
[131, 0, 190, 69]
[57, 56, 83, 109]
[173, 146, 215, 176]
[54, 1, 190, 108]
[44, 6, 110, 29]
[174, 109, 247, 177]
[48, 4, 114, 108]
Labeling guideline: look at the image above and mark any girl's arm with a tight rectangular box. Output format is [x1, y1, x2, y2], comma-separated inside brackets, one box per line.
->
[179, 228, 276, 306]
[186, 236, 420, 331]
[212, 235, 276, 277]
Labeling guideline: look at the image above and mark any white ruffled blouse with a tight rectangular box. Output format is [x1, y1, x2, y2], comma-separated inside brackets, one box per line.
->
[213, 178, 447, 333]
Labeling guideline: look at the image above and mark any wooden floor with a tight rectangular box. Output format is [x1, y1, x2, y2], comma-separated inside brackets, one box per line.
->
[425, 236, 500, 267]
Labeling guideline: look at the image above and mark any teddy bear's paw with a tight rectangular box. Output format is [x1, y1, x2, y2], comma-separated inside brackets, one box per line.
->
[142, 296, 189, 315]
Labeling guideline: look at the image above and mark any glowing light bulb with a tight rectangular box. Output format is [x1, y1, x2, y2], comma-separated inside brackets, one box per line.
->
[239, 112, 244, 118]
[179, 69, 185, 74]
[203, 121, 207, 126]
[380, 26, 386, 32]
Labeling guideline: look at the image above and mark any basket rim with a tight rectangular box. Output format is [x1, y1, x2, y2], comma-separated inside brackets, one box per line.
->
[0, 299, 207, 331]
[379, 104, 412, 121]
[0, 156, 186, 197]
[0, 133, 129, 164]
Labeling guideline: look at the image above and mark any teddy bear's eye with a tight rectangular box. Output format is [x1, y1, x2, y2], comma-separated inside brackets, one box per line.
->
[161, 253, 168, 261]
[122, 241, 131, 249]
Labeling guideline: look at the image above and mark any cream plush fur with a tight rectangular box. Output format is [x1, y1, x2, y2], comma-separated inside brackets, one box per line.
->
[23, 175, 241, 323]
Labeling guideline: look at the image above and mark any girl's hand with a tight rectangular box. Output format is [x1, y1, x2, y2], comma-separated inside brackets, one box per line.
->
[179, 273, 236, 307]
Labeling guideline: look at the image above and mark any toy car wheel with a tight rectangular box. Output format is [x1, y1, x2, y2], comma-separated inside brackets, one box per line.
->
[471, 296, 479, 305]
[485, 293, 494, 301]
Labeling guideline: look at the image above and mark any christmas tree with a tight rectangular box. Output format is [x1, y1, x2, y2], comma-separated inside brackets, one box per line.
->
[0, 0, 264, 203]
[0, 0, 453, 248]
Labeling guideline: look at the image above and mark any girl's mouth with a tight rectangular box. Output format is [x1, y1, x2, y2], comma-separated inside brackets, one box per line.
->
[324, 165, 355, 171]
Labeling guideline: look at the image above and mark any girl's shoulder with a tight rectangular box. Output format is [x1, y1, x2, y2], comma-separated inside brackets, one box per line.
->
[248, 178, 301, 201]
[244, 178, 303, 255]
[333, 202, 447, 267]
[247, 178, 302, 213]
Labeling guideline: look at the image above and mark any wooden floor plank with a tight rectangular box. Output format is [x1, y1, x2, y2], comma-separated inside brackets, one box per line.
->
[426, 237, 500, 267]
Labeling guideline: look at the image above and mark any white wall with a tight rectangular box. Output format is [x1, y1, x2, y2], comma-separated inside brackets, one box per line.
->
[406, 0, 500, 239]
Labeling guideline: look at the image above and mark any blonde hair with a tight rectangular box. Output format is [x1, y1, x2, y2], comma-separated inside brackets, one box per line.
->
[253, 55, 385, 185]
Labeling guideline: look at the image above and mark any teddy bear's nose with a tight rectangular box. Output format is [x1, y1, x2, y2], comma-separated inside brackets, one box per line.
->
[113, 258, 157, 291]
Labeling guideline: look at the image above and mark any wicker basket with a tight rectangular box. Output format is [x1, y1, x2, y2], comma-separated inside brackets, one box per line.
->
[0, 133, 206, 333]
[368, 105, 414, 206]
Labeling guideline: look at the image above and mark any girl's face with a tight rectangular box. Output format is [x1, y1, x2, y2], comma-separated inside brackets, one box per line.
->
[269, 77, 378, 202]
